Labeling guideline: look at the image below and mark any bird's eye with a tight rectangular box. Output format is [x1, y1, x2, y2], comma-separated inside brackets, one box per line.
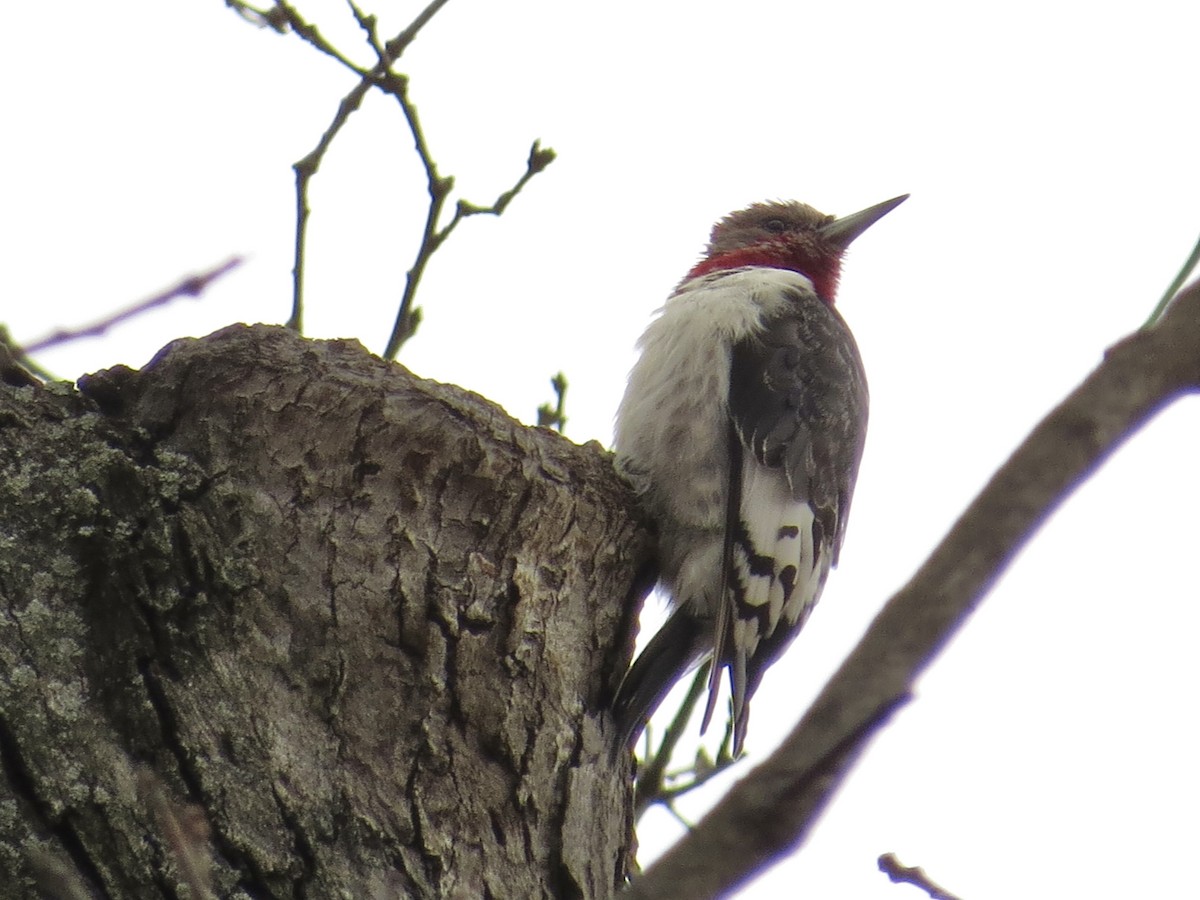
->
[763, 218, 787, 234]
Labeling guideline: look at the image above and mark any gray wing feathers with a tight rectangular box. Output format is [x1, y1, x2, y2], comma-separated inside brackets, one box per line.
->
[729, 290, 868, 563]
[719, 289, 868, 748]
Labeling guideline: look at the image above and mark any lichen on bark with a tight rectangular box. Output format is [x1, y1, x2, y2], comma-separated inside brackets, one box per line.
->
[0, 324, 651, 899]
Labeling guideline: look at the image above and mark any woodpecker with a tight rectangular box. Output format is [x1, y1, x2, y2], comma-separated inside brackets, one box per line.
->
[612, 194, 907, 754]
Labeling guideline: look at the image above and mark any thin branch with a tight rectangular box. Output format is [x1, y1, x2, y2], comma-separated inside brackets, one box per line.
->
[1144, 231, 1200, 328]
[17, 256, 243, 356]
[289, 83, 374, 332]
[265, 0, 446, 335]
[634, 664, 708, 816]
[661, 802, 696, 831]
[441, 141, 558, 240]
[380, 68, 454, 357]
[232, 1, 552, 355]
[382, 0, 455, 60]
[536, 371, 569, 432]
[878, 853, 964, 900]
[266, 2, 375, 334]
[634, 668, 741, 819]
[346, 0, 385, 57]
[624, 279, 1200, 899]
[270, 1, 371, 72]
[224, 0, 289, 32]
[383, 139, 555, 359]
[633, 664, 741, 817]
[0, 329, 48, 385]
[650, 747, 738, 809]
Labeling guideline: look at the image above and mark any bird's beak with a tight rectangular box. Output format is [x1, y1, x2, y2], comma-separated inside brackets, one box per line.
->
[820, 194, 909, 248]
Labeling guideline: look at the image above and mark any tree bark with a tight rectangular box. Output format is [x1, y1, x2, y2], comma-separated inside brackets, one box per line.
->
[0, 324, 652, 899]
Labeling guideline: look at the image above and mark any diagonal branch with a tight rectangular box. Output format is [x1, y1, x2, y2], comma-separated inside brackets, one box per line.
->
[1144, 230, 1200, 328]
[624, 279, 1200, 899]
[383, 0, 454, 59]
[17, 256, 244, 356]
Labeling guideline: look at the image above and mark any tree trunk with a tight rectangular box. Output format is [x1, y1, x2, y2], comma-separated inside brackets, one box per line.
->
[0, 324, 652, 899]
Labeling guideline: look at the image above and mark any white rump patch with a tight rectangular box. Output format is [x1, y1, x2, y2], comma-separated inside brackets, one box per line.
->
[734, 462, 827, 647]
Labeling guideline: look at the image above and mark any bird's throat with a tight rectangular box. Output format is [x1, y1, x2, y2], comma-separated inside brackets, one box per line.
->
[685, 246, 842, 303]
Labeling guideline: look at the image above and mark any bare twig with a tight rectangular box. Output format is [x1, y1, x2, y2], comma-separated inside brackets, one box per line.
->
[634, 665, 708, 816]
[289, 84, 373, 332]
[346, 0, 385, 56]
[442, 141, 558, 236]
[266, 0, 439, 335]
[878, 853, 964, 900]
[648, 741, 738, 811]
[0, 329, 46, 385]
[270, 1, 370, 72]
[233, 1, 553, 355]
[1144, 230, 1200, 327]
[383, 0, 454, 60]
[623, 280, 1200, 898]
[536, 371, 569, 433]
[224, 0, 288, 32]
[18, 256, 243, 356]
[381, 80, 453, 357]
[376, 112, 555, 356]
[633, 663, 740, 817]
[661, 801, 696, 831]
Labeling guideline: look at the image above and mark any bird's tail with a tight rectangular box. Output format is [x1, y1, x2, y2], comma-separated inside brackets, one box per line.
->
[612, 609, 708, 749]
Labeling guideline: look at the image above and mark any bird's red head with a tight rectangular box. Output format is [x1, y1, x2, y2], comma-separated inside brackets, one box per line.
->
[683, 195, 908, 303]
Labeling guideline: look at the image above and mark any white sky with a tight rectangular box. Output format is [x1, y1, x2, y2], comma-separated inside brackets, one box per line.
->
[4, 2, 1199, 897]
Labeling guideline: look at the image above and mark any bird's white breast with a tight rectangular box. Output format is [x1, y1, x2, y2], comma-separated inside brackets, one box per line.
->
[613, 267, 817, 606]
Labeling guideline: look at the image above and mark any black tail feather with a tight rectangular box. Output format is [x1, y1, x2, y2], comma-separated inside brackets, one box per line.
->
[612, 609, 708, 749]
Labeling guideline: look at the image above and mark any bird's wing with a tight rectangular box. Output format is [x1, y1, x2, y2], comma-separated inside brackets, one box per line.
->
[712, 286, 869, 752]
